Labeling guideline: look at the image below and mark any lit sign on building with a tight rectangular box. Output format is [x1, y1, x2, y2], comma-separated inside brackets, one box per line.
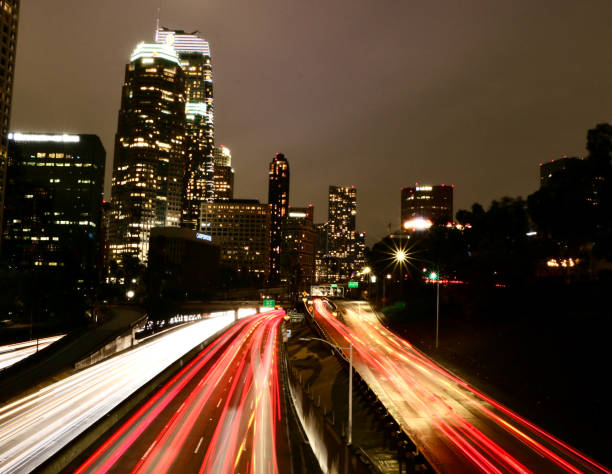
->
[403, 217, 433, 230]
[289, 212, 307, 218]
[195, 232, 212, 241]
[415, 186, 433, 192]
[8, 133, 80, 143]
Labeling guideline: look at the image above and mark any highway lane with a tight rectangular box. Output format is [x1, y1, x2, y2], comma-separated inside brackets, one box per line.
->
[76, 309, 290, 474]
[0, 313, 236, 473]
[312, 299, 610, 474]
[0, 335, 65, 371]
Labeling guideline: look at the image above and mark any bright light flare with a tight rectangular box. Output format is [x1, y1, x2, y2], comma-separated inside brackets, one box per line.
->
[403, 217, 433, 230]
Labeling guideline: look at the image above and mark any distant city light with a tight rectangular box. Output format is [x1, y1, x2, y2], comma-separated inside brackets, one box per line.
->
[8, 133, 80, 143]
[289, 212, 307, 218]
[403, 217, 433, 230]
[415, 186, 433, 191]
[395, 250, 407, 262]
[370, 276, 377, 283]
[126, 290, 135, 299]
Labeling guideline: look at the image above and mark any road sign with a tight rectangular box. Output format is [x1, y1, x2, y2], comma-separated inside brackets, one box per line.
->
[263, 299, 275, 308]
[348, 281, 358, 288]
[331, 283, 338, 288]
[288, 311, 304, 323]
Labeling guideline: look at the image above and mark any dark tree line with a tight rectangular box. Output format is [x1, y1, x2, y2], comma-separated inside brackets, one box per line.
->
[369, 123, 612, 287]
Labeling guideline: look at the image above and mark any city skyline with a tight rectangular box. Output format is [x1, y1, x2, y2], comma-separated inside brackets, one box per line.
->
[10, 1, 612, 243]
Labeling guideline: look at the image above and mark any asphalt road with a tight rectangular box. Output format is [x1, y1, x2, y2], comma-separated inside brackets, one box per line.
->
[0, 314, 235, 473]
[312, 299, 610, 474]
[76, 309, 291, 474]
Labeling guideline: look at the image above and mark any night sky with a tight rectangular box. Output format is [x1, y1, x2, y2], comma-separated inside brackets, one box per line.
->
[10, 0, 612, 243]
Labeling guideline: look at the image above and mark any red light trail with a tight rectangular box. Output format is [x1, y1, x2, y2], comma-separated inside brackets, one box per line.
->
[312, 299, 610, 473]
[77, 310, 288, 474]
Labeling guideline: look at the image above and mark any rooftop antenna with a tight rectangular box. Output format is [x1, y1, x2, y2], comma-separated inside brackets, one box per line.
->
[155, 0, 161, 38]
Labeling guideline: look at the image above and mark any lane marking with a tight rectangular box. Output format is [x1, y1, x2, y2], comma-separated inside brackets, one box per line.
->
[194, 436, 204, 454]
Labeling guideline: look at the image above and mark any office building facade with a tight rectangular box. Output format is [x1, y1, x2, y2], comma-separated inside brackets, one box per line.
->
[0, 0, 19, 250]
[2, 133, 105, 283]
[281, 206, 316, 286]
[109, 42, 186, 264]
[213, 145, 234, 201]
[148, 226, 220, 295]
[539, 156, 583, 187]
[314, 222, 331, 283]
[200, 199, 270, 277]
[156, 27, 215, 228]
[268, 153, 289, 281]
[401, 184, 453, 228]
[328, 185, 357, 280]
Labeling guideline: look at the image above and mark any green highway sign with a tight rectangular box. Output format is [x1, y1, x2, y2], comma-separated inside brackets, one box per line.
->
[331, 284, 338, 288]
[348, 281, 358, 288]
[263, 299, 275, 307]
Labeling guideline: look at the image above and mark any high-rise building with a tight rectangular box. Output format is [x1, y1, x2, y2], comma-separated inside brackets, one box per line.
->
[213, 145, 234, 201]
[314, 222, 331, 283]
[268, 153, 289, 281]
[109, 42, 186, 264]
[328, 185, 357, 280]
[281, 206, 316, 287]
[2, 133, 105, 285]
[200, 199, 270, 278]
[0, 0, 19, 252]
[156, 27, 215, 228]
[148, 227, 220, 296]
[401, 184, 453, 229]
[355, 231, 367, 270]
[539, 156, 583, 187]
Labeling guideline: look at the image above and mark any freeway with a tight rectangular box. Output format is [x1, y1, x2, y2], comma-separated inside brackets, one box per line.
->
[0, 313, 236, 473]
[76, 309, 289, 474]
[312, 299, 610, 474]
[0, 335, 65, 371]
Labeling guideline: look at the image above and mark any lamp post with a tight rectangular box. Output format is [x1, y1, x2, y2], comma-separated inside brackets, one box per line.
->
[299, 337, 353, 445]
[429, 271, 440, 349]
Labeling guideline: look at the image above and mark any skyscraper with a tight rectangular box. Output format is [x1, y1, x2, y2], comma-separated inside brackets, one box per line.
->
[268, 153, 289, 281]
[539, 156, 583, 187]
[328, 185, 357, 280]
[156, 27, 214, 229]
[2, 133, 105, 287]
[0, 0, 19, 252]
[213, 145, 234, 201]
[108, 42, 186, 264]
[400, 184, 453, 229]
[281, 206, 316, 287]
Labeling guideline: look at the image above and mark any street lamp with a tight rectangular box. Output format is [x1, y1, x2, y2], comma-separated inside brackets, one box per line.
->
[299, 337, 353, 445]
[429, 271, 440, 349]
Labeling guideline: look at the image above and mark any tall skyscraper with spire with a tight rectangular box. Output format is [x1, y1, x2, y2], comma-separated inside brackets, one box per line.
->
[0, 0, 19, 252]
[108, 42, 186, 264]
[155, 27, 214, 229]
[268, 153, 290, 282]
